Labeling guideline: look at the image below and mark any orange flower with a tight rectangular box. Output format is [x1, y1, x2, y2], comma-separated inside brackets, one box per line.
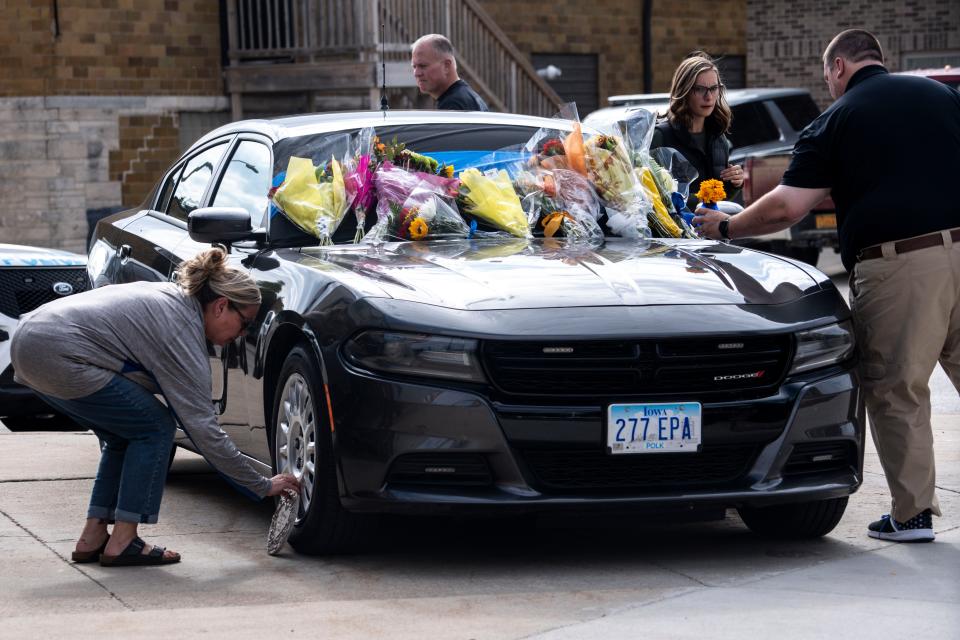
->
[695, 178, 726, 204]
[541, 211, 574, 238]
[409, 217, 429, 240]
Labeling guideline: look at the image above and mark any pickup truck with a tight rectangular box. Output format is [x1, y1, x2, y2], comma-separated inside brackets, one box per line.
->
[585, 88, 838, 265]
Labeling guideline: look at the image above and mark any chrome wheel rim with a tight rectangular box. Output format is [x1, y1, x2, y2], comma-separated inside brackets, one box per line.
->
[275, 372, 317, 521]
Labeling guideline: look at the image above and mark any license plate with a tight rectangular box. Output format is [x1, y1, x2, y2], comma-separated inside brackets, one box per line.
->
[607, 402, 701, 454]
[815, 213, 837, 229]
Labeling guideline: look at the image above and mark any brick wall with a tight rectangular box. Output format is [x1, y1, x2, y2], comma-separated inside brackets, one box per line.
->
[748, 0, 960, 107]
[1, 0, 223, 98]
[477, 0, 746, 112]
[0, 1, 226, 252]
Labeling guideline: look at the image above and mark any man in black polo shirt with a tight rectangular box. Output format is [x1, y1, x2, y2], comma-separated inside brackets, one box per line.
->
[411, 34, 489, 111]
[694, 29, 960, 543]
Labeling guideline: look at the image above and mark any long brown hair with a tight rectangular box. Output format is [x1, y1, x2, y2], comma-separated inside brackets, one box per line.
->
[666, 55, 732, 134]
[175, 246, 261, 307]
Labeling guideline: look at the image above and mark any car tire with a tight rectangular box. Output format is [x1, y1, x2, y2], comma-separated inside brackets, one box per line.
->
[738, 496, 848, 539]
[270, 345, 374, 555]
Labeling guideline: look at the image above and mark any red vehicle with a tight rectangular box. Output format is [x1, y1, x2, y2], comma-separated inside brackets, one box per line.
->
[896, 66, 960, 90]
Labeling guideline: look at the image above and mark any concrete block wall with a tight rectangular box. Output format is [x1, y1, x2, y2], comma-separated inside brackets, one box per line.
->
[477, 0, 746, 110]
[748, 0, 960, 107]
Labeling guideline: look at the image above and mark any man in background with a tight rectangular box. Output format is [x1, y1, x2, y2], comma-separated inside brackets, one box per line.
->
[410, 34, 489, 111]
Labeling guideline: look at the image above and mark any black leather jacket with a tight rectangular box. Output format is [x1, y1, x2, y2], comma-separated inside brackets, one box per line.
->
[651, 119, 740, 208]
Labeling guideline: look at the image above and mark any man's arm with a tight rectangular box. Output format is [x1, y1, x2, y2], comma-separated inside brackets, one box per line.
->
[692, 185, 831, 240]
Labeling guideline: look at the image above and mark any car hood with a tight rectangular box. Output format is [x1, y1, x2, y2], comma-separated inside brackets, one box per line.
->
[298, 238, 824, 311]
[0, 243, 86, 267]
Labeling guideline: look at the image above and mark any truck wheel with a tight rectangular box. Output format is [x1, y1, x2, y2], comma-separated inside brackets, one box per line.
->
[271, 345, 374, 554]
[738, 496, 848, 539]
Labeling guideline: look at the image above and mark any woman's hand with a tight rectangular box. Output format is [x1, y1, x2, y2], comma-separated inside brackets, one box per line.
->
[720, 164, 744, 188]
[266, 473, 301, 496]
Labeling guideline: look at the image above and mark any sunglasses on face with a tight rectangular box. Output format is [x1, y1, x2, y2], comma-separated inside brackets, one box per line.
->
[227, 300, 255, 333]
[691, 84, 723, 98]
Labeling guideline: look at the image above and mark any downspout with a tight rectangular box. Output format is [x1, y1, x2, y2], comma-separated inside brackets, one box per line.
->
[642, 0, 653, 93]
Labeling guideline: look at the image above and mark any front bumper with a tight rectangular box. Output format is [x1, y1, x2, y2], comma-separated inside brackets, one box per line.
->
[331, 365, 864, 514]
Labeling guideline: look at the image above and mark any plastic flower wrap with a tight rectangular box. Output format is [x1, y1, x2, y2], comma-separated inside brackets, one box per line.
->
[365, 162, 468, 242]
[458, 167, 530, 238]
[515, 167, 602, 241]
[272, 155, 348, 245]
[583, 133, 651, 239]
[343, 127, 377, 243]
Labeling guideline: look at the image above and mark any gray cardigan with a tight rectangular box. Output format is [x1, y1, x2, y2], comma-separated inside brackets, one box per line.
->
[12, 281, 272, 498]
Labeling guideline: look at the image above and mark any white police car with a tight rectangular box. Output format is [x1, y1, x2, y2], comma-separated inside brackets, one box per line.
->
[0, 243, 88, 430]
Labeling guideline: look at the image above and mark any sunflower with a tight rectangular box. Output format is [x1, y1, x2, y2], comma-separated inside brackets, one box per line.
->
[409, 217, 429, 240]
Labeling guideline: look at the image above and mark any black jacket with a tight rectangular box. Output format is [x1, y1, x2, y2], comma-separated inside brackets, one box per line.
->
[651, 119, 740, 208]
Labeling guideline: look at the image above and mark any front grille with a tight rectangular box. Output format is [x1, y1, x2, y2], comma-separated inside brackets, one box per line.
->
[483, 336, 791, 398]
[518, 444, 759, 492]
[0, 267, 89, 319]
[783, 441, 856, 476]
[385, 453, 493, 487]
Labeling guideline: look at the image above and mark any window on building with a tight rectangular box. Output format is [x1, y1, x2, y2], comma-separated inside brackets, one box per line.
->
[531, 53, 599, 116]
[211, 140, 273, 226]
[166, 142, 229, 221]
[715, 55, 746, 90]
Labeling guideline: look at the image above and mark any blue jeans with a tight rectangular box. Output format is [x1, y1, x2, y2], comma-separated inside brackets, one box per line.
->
[39, 375, 176, 524]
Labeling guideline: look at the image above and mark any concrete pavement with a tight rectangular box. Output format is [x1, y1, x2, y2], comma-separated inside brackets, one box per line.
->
[0, 411, 958, 639]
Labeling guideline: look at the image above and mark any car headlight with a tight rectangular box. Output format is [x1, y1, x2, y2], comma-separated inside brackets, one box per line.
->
[790, 320, 855, 374]
[343, 331, 486, 383]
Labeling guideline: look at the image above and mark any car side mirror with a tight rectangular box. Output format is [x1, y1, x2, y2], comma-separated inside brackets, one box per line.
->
[188, 207, 262, 244]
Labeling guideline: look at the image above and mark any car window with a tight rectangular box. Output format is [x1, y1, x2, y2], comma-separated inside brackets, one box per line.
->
[166, 142, 229, 221]
[773, 95, 821, 133]
[728, 103, 780, 149]
[211, 140, 272, 226]
[155, 163, 183, 212]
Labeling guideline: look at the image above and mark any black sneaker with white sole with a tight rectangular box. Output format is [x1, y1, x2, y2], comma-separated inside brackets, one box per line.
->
[867, 509, 935, 542]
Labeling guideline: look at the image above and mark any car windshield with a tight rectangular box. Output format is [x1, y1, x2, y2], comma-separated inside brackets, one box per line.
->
[267, 122, 566, 247]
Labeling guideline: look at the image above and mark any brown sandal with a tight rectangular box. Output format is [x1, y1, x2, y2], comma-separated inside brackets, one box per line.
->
[71, 537, 109, 563]
[99, 536, 180, 567]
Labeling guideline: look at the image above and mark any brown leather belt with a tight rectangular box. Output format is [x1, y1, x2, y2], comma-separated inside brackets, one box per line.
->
[857, 228, 960, 261]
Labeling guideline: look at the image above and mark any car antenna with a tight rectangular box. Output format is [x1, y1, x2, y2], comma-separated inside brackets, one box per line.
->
[379, 22, 389, 117]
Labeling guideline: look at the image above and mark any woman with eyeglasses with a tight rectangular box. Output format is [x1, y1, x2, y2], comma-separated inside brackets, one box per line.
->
[651, 53, 744, 208]
[10, 246, 299, 567]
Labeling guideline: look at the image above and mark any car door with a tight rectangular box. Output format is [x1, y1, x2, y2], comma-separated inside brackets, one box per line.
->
[174, 135, 274, 460]
[114, 137, 233, 284]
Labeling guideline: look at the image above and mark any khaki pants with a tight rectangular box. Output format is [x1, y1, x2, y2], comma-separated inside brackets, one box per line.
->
[849, 230, 960, 522]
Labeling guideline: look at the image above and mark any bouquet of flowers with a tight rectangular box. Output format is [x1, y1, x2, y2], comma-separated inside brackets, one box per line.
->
[458, 167, 530, 238]
[695, 178, 726, 210]
[514, 167, 602, 242]
[583, 132, 651, 238]
[365, 161, 469, 242]
[342, 127, 377, 243]
[271, 154, 349, 245]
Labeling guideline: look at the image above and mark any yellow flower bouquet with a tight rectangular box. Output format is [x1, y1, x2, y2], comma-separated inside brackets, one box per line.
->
[458, 168, 531, 238]
[272, 155, 348, 245]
